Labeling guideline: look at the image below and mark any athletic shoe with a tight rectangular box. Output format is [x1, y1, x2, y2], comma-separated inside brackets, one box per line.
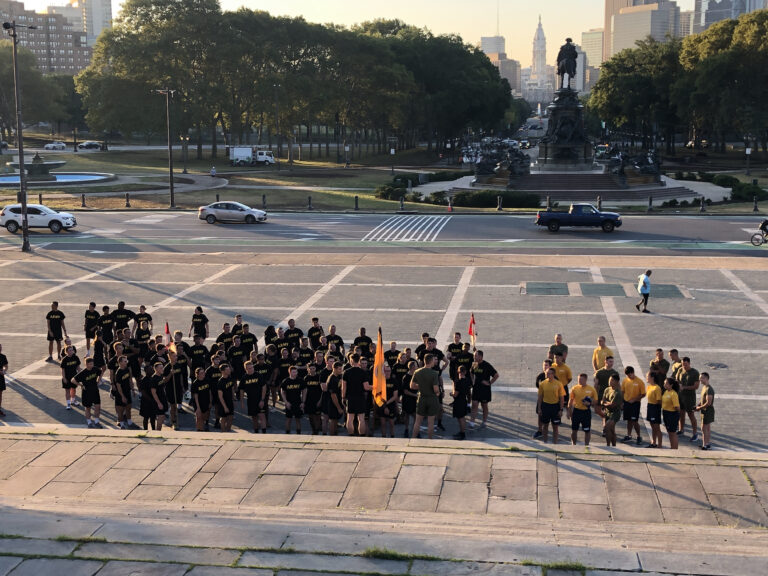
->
[647, 443, 657, 448]
[622, 435, 632, 442]
[635, 304, 641, 311]
[642, 309, 650, 314]
[453, 432, 466, 440]
[702, 444, 711, 450]
[468, 421, 476, 429]
[72, 399, 80, 407]
[66, 404, 72, 410]
[87, 422, 95, 429]
[533, 431, 543, 439]
[636, 437, 643, 445]
[478, 422, 487, 429]
[690, 433, 699, 442]
[93, 422, 103, 429]
[45, 356, 53, 362]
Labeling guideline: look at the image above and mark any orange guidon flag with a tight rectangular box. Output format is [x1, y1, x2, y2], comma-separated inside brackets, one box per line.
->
[373, 326, 387, 407]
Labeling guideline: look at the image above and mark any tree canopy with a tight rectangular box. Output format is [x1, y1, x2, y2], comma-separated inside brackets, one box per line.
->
[75, 3, 512, 158]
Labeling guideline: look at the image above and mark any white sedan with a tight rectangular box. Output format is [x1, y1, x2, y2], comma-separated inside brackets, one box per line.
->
[1, 204, 77, 233]
[198, 201, 267, 224]
[44, 141, 66, 150]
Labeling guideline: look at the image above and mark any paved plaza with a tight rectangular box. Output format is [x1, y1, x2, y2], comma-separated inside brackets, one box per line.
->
[0, 428, 766, 576]
[1, 253, 768, 451]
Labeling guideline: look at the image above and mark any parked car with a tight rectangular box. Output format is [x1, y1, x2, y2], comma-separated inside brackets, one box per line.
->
[44, 141, 66, 150]
[198, 201, 267, 224]
[78, 141, 101, 150]
[0, 204, 77, 233]
[535, 203, 622, 233]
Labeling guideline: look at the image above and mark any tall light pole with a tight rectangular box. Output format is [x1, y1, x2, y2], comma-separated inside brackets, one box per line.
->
[3, 20, 36, 252]
[180, 135, 189, 174]
[155, 89, 176, 208]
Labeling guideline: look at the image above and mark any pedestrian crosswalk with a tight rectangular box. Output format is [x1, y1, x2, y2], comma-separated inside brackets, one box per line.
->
[361, 215, 452, 242]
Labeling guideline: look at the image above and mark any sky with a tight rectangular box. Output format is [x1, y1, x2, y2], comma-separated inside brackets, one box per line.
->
[28, 0, 696, 66]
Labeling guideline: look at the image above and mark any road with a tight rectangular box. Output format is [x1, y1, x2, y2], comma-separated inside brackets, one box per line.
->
[0, 211, 766, 255]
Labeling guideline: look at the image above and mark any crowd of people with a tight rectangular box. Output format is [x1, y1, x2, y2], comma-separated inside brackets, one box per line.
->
[0, 300, 716, 450]
[32, 301, 499, 440]
[533, 334, 716, 450]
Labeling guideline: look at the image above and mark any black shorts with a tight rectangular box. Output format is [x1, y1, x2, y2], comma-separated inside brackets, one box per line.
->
[401, 394, 416, 415]
[623, 401, 641, 421]
[679, 392, 696, 412]
[62, 378, 77, 389]
[662, 410, 680, 433]
[113, 384, 132, 407]
[541, 402, 561, 425]
[452, 400, 468, 419]
[375, 402, 397, 420]
[82, 389, 101, 408]
[246, 393, 264, 416]
[571, 408, 591, 431]
[196, 400, 210, 415]
[346, 395, 367, 415]
[472, 383, 491, 403]
[85, 329, 97, 339]
[47, 332, 63, 342]
[285, 405, 303, 419]
[327, 398, 342, 420]
[646, 403, 662, 424]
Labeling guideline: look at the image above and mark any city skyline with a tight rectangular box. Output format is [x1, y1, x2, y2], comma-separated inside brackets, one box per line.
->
[19, 0, 698, 65]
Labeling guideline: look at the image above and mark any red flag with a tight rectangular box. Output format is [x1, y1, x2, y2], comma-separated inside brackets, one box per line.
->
[468, 313, 477, 350]
[373, 326, 387, 407]
[164, 321, 171, 347]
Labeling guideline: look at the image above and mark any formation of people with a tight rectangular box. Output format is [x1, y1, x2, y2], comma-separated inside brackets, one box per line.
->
[36, 301, 499, 439]
[534, 334, 715, 450]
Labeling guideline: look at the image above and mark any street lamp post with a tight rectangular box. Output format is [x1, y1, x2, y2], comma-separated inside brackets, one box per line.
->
[155, 88, 176, 208]
[180, 135, 189, 174]
[3, 20, 37, 253]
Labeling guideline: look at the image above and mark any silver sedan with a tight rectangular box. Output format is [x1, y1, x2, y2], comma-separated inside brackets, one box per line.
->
[198, 201, 268, 224]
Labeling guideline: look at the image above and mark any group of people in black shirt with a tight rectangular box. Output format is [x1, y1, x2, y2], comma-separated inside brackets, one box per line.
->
[41, 301, 500, 438]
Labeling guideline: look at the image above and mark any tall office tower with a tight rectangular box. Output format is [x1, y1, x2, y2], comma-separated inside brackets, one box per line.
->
[481, 36, 506, 55]
[604, 0, 635, 62]
[82, 0, 111, 45]
[612, 1, 681, 56]
[581, 28, 604, 67]
[693, 0, 763, 34]
[679, 10, 695, 35]
[0, 0, 92, 74]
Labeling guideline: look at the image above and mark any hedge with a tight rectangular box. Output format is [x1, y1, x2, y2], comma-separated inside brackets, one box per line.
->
[451, 190, 541, 208]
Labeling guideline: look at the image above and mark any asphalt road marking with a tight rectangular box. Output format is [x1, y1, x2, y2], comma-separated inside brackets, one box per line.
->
[0, 262, 127, 315]
[720, 269, 768, 316]
[435, 267, 475, 346]
[124, 214, 180, 224]
[361, 216, 452, 242]
[281, 265, 356, 325]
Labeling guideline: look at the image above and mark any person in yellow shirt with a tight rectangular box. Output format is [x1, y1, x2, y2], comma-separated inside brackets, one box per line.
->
[552, 352, 572, 404]
[567, 373, 597, 446]
[621, 366, 646, 445]
[591, 336, 613, 372]
[600, 374, 622, 447]
[661, 377, 681, 450]
[645, 371, 663, 448]
[537, 367, 565, 444]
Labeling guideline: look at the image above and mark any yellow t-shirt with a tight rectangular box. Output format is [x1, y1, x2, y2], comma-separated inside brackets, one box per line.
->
[621, 376, 646, 403]
[661, 389, 680, 412]
[570, 384, 597, 410]
[538, 378, 565, 405]
[646, 383, 662, 405]
[552, 362, 572, 387]
[592, 346, 613, 370]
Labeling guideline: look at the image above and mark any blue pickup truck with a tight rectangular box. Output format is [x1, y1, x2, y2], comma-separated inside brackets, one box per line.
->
[535, 203, 622, 233]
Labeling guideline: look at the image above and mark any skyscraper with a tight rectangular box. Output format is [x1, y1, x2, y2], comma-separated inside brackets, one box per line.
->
[82, 0, 111, 45]
[481, 36, 506, 55]
[581, 28, 604, 67]
[604, 0, 635, 62]
[693, 0, 766, 34]
[611, 1, 681, 57]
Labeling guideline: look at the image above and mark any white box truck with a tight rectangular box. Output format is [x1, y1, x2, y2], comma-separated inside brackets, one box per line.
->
[229, 146, 276, 166]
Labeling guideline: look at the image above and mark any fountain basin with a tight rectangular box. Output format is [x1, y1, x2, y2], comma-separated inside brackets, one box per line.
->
[0, 172, 116, 187]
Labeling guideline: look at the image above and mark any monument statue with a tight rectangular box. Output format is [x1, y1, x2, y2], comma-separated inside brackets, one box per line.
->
[538, 37, 590, 167]
[556, 38, 577, 90]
